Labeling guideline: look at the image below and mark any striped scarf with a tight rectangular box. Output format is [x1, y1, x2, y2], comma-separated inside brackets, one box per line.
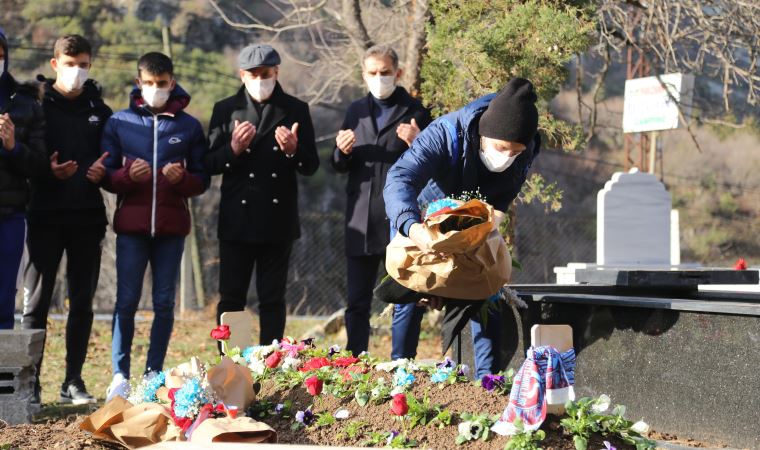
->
[492, 346, 576, 435]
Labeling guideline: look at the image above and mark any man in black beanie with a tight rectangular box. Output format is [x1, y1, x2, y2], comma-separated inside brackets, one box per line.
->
[383, 78, 540, 379]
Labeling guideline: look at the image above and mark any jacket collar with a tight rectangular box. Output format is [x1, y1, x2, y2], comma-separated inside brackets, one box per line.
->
[234, 82, 288, 143]
[364, 86, 413, 137]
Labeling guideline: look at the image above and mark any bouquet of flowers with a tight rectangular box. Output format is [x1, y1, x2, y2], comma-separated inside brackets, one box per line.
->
[383, 198, 511, 300]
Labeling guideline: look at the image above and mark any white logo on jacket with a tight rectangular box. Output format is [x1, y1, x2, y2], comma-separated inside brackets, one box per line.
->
[168, 137, 182, 144]
[88, 115, 100, 125]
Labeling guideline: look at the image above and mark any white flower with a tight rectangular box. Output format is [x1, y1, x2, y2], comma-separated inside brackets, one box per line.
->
[458, 422, 472, 436]
[390, 386, 405, 396]
[458, 421, 483, 440]
[230, 354, 246, 365]
[248, 359, 266, 376]
[376, 359, 406, 372]
[630, 420, 650, 435]
[335, 409, 350, 420]
[592, 394, 611, 413]
[282, 356, 302, 371]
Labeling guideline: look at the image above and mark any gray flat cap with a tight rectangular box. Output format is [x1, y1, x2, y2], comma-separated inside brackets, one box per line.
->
[238, 44, 281, 70]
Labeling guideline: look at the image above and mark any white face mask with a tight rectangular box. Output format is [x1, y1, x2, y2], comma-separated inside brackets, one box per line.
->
[58, 66, 89, 92]
[141, 85, 171, 109]
[366, 75, 396, 100]
[479, 142, 518, 172]
[245, 77, 276, 102]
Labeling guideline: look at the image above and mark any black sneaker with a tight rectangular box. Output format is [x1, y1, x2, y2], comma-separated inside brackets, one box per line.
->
[60, 379, 96, 405]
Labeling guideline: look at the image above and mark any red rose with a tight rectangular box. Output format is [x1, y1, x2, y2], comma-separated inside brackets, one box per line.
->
[210, 325, 231, 340]
[390, 393, 408, 416]
[305, 376, 323, 396]
[339, 365, 368, 381]
[265, 351, 283, 368]
[299, 357, 332, 372]
[332, 356, 360, 368]
[735, 258, 748, 270]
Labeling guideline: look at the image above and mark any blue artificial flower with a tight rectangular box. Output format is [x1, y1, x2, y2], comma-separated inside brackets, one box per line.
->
[142, 371, 166, 403]
[242, 346, 256, 363]
[424, 198, 460, 219]
[431, 367, 452, 383]
[393, 367, 415, 387]
[173, 378, 207, 418]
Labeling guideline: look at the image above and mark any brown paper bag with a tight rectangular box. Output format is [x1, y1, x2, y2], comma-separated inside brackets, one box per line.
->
[207, 357, 255, 411]
[190, 416, 276, 444]
[385, 199, 512, 300]
[80, 396, 181, 449]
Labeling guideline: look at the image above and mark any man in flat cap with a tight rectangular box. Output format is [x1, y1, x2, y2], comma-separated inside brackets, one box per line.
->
[384, 78, 541, 379]
[204, 44, 319, 345]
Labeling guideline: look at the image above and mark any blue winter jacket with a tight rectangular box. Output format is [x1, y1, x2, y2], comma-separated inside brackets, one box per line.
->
[383, 94, 541, 236]
[101, 84, 209, 237]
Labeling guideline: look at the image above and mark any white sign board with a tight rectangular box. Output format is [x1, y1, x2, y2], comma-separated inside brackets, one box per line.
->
[622, 73, 694, 133]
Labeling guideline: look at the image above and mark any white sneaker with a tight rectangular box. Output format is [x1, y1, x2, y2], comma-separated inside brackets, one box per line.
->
[105, 373, 131, 402]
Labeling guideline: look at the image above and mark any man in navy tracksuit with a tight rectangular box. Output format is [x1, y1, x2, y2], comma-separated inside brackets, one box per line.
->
[383, 78, 541, 379]
[101, 52, 209, 401]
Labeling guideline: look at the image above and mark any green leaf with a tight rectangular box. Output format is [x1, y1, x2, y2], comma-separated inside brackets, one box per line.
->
[455, 435, 467, 445]
[573, 435, 588, 450]
[355, 391, 369, 407]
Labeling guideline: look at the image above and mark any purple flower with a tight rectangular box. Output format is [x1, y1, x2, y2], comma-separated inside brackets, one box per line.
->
[387, 430, 400, 445]
[481, 374, 505, 391]
[457, 365, 470, 377]
[295, 409, 314, 426]
[301, 337, 315, 347]
[327, 344, 341, 357]
[603, 441, 617, 450]
[275, 403, 285, 414]
[437, 357, 456, 369]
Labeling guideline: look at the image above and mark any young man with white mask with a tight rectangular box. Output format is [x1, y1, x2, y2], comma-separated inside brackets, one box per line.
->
[21, 35, 112, 405]
[384, 78, 541, 379]
[100, 52, 209, 401]
[331, 45, 431, 355]
[205, 44, 319, 346]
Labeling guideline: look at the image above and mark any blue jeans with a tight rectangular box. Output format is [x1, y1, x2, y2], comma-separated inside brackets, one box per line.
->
[0, 213, 25, 330]
[112, 234, 185, 378]
[391, 302, 502, 379]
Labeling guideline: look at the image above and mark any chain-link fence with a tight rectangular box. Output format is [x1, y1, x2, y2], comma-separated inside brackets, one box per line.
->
[18, 170, 760, 317]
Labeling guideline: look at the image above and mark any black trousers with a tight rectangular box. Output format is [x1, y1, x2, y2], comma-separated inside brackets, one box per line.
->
[21, 222, 105, 388]
[345, 254, 384, 355]
[216, 240, 293, 346]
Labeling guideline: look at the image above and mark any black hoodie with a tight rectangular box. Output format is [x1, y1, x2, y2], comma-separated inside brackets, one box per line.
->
[27, 78, 113, 225]
[0, 29, 48, 216]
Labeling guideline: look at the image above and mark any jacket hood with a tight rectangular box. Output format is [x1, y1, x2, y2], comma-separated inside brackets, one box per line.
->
[444, 93, 497, 136]
[130, 82, 191, 116]
[42, 76, 104, 104]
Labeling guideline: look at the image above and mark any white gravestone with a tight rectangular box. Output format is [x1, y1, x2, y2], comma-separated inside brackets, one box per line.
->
[597, 169, 672, 265]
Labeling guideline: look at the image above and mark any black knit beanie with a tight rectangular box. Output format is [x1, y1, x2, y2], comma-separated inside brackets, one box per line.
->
[478, 78, 539, 146]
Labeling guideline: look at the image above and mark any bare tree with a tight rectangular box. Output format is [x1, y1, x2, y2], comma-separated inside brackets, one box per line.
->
[579, 0, 760, 140]
[208, 0, 430, 106]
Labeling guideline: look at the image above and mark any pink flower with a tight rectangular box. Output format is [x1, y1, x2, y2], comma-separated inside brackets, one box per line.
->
[265, 351, 282, 368]
[390, 393, 408, 416]
[304, 376, 323, 396]
[210, 325, 231, 340]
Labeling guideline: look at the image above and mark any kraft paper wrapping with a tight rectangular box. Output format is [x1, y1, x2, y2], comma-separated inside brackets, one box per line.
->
[385, 199, 512, 300]
[206, 357, 255, 411]
[80, 396, 181, 449]
[190, 416, 277, 444]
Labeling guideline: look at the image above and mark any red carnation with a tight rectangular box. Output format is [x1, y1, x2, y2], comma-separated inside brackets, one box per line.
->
[299, 357, 332, 372]
[210, 324, 231, 340]
[305, 376, 323, 396]
[735, 258, 748, 270]
[390, 393, 408, 416]
[332, 356, 360, 368]
[265, 351, 283, 368]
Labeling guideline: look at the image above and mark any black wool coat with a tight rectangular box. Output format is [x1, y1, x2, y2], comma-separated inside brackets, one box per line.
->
[331, 87, 431, 256]
[205, 83, 319, 243]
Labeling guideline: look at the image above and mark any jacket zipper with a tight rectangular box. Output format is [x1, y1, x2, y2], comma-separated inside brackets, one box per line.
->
[151, 114, 158, 237]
